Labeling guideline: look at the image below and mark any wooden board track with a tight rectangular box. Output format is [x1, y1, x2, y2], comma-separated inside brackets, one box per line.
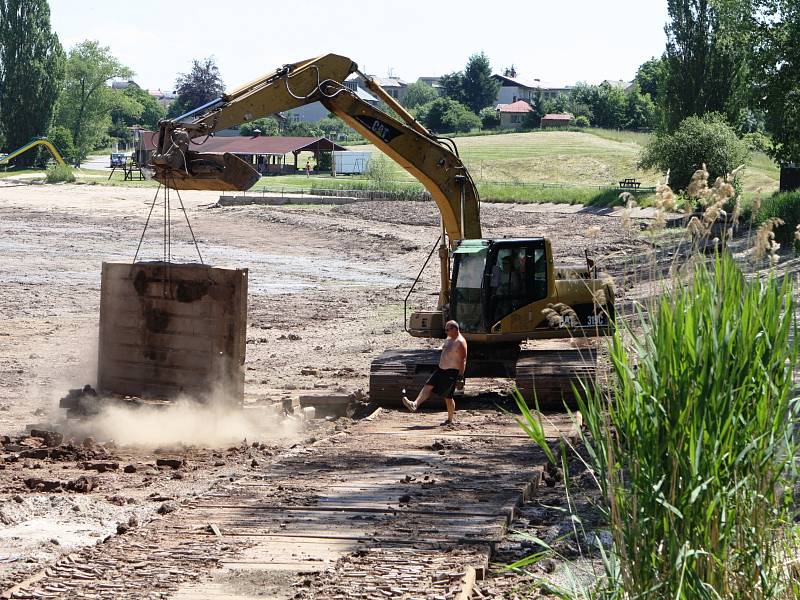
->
[2, 408, 556, 599]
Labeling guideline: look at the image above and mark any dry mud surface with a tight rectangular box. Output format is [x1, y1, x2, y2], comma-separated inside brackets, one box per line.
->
[0, 182, 650, 598]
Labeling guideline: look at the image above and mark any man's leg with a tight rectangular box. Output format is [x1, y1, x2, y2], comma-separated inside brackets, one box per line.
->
[444, 396, 456, 423]
[403, 384, 432, 412]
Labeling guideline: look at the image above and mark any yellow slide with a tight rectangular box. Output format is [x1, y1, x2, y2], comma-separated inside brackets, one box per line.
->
[0, 138, 65, 166]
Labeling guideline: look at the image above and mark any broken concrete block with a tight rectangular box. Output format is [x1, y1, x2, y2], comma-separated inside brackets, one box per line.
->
[156, 458, 184, 469]
[82, 461, 119, 473]
[30, 430, 64, 447]
[68, 476, 98, 493]
[24, 478, 63, 492]
[157, 502, 177, 515]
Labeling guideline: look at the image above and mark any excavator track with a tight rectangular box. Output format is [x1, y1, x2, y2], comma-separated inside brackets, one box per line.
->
[513, 345, 597, 410]
[369, 341, 598, 409]
[369, 349, 443, 408]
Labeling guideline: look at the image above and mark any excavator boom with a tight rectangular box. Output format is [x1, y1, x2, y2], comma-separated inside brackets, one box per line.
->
[150, 53, 481, 242]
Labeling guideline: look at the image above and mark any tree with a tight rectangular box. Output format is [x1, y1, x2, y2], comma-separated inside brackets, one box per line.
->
[461, 52, 501, 113]
[107, 84, 165, 148]
[639, 112, 749, 192]
[167, 57, 225, 118]
[520, 90, 544, 129]
[416, 98, 480, 133]
[754, 0, 800, 163]
[239, 117, 279, 137]
[120, 84, 165, 130]
[634, 57, 665, 101]
[662, 0, 752, 131]
[592, 82, 627, 129]
[439, 52, 501, 114]
[439, 71, 465, 104]
[479, 106, 500, 129]
[55, 41, 132, 163]
[47, 124, 75, 163]
[0, 0, 64, 166]
[625, 83, 658, 129]
[402, 81, 438, 109]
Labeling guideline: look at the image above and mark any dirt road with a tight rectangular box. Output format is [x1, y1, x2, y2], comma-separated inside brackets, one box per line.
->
[0, 181, 646, 597]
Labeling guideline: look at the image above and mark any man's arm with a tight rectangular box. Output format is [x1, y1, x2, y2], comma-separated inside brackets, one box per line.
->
[456, 340, 467, 390]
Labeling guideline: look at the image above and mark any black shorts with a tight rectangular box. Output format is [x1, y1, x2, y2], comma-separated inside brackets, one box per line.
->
[426, 368, 460, 398]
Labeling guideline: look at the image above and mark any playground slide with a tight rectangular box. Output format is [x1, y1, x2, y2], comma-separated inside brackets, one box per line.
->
[0, 138, 65, 166]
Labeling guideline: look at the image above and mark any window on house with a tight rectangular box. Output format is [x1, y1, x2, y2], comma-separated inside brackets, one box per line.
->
[511, 114, 520, 123]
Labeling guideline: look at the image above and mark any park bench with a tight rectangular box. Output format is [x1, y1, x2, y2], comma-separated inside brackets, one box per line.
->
[618, 178, 641, 189]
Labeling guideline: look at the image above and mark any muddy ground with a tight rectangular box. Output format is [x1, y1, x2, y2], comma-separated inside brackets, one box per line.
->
[0, 181, 651, 597]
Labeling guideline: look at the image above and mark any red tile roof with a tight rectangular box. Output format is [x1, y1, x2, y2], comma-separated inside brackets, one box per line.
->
[496, 100, 533, 113]
[542, 113, 573, 120]
[140, 131, 348, 155]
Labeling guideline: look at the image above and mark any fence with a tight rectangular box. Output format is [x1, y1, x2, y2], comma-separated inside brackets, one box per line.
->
[233, 179, 655, 201]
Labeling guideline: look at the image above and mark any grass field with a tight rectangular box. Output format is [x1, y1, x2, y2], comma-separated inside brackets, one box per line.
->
[341, 128, 779, 196]
[1, 129, 780, 203]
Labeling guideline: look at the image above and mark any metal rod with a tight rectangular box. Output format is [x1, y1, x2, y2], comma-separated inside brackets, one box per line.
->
[172, 181, 205, 265]
[132, 184, 162, 264]
[404, 235, 441, 332]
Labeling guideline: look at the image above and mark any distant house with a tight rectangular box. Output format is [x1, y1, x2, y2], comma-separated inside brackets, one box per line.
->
[353, 74, 408, 103]
[541, 113, 573, 128]
[601, 79, 635, 92]
[492, 73, 571, 105]
[110, 79, 176, 107]
[139, 131, 348, 174]
[496, 100, 533, 129]
[286, 81, 379, 122]
[417, 76, 442, 93]
[148, 89, 177, 107]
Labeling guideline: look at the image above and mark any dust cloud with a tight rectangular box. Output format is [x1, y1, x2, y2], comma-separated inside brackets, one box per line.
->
[66, 398, 300, 449]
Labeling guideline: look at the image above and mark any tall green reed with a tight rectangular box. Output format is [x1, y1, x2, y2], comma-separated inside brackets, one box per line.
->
[580, 254, 799, 598]
[519, 254, 800, 598]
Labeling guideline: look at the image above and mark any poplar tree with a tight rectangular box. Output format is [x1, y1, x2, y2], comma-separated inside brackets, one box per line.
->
[0, 0, 64, 165]
[661, 0, 752, 131]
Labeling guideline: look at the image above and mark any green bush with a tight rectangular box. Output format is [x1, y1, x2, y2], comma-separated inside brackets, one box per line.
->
[638, 112, 749, 192]
[478, 106, 500, 129]
[416, 97, 480, 133]
[742, 131, 773, 154]
[753, 190, 800, 246]
[48, 126, 76, 164]
[45, 163, 75, 183]
[574, 115, 590, 128]
[316, 151, 332, 171]
[239, 117, 280, 137]
[402, 81, 438, 110]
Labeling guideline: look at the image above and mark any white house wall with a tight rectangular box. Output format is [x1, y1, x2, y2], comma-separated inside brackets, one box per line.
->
[288, 102, 330, 123]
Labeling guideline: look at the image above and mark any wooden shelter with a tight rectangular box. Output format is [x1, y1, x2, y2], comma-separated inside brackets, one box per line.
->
[140, 132, 348, 174]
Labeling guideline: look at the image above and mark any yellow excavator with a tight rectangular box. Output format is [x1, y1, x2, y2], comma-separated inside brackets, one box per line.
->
[0, 137, 66, 167]
[150, 53, 615, 407]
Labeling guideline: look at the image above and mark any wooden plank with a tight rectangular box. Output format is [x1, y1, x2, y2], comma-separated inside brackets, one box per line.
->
[1, 568, 48, 600]
[455, 566, 477, 600]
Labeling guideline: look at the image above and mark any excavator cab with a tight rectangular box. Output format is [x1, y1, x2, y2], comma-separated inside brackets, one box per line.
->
[450, 238, 551, 335]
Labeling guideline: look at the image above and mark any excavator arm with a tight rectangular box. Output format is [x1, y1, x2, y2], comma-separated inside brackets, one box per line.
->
[150, 53, 481, 242]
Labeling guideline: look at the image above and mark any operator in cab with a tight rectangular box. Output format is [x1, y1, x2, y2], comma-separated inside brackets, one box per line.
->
[402, 320, 467, 425]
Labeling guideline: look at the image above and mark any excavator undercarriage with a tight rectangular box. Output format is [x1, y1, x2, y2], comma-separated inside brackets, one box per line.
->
[369, 340, 598, 409]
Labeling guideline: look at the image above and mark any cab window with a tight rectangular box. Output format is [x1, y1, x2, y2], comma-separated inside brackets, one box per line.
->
[489, 244, 547, 324]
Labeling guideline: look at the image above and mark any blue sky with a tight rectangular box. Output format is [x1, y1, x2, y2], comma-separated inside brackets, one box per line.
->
[49, 0, 669, 91]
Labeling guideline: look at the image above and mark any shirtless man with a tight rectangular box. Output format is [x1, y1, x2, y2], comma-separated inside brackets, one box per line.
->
[402, 320, 468, 424]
